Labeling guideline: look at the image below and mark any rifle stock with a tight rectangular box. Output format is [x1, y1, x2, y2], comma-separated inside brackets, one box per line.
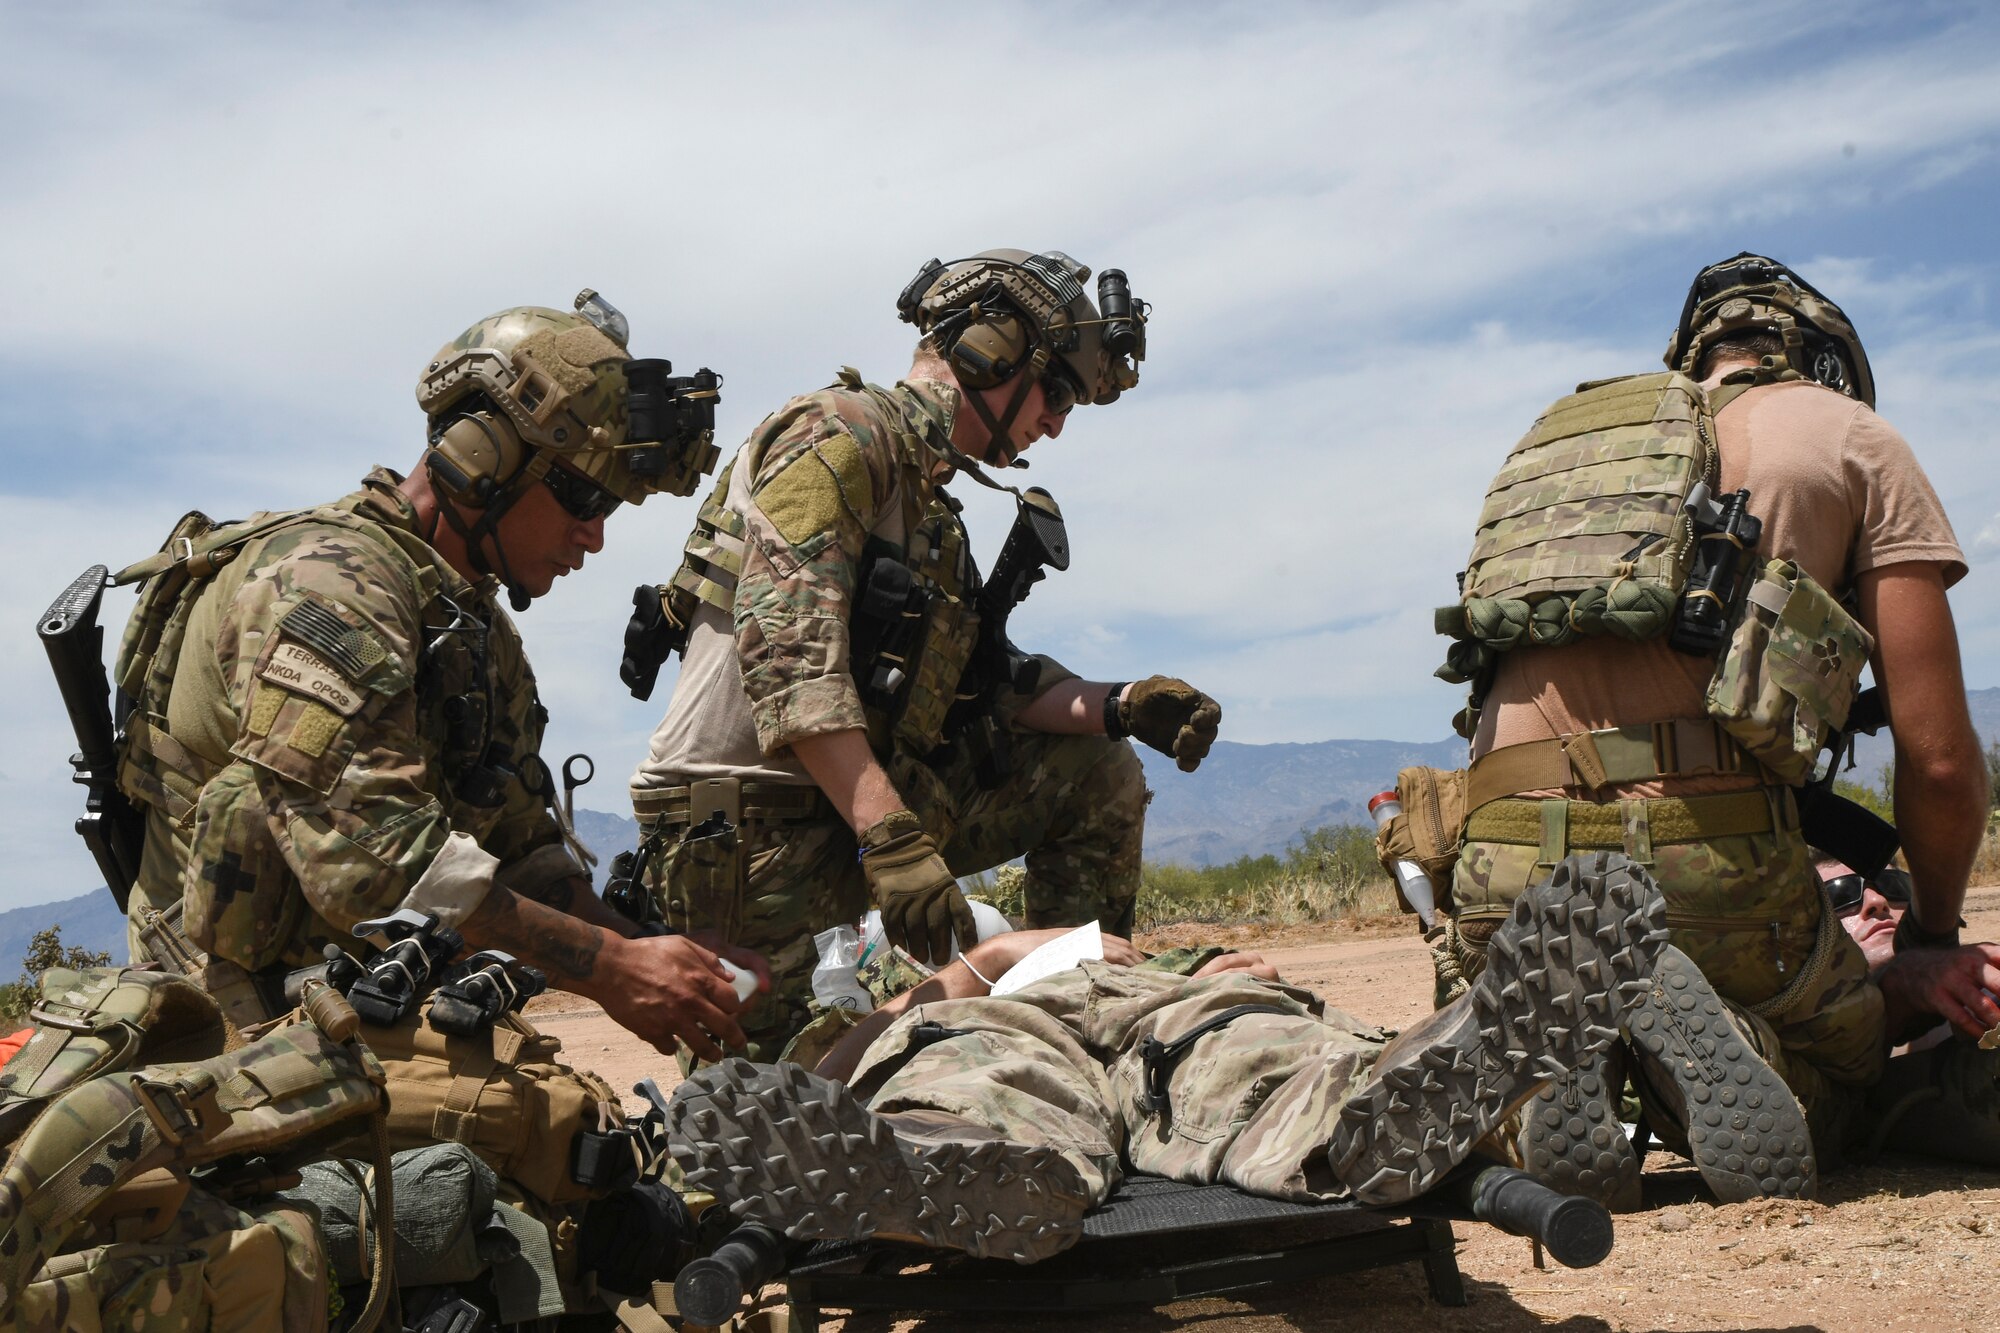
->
[39, 564, 144, 910]
[951, 488, 1069, 787]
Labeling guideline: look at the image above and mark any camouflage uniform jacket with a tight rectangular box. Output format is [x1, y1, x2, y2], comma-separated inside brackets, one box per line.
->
[118, 467, 574, 974]
[635, 370, 1072, 792]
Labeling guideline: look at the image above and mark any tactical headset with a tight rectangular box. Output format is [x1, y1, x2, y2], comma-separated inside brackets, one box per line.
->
[426, 402, 533, 510]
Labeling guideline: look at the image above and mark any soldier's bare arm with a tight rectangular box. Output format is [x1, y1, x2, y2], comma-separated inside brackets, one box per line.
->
[459, 884, 759, 1060]
[1856, 562, 1987, 935]
[1013, 679, 1120, 734]
[1876, 941, 2000, 1041]
[790, 728, 906, 831]
[511, 871, 650, 938]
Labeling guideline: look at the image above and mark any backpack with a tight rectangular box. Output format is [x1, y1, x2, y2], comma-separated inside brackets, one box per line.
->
[0, 966, 392, 1333]
[1437, 371, 1872, 787]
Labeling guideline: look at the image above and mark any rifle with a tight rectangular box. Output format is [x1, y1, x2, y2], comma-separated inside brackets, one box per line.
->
[39, 565, 145, 910]
[1796, 685, 1899, 879]
[947, 487, 1070, 788]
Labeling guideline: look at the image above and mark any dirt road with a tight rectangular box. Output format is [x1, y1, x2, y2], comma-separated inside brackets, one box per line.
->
[527, 890, 2000, 1331]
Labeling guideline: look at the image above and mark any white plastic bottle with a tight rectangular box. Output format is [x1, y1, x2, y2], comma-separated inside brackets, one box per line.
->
[1368, 791, 1439, 932]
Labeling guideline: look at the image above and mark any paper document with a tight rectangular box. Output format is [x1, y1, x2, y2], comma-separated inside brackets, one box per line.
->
[992, 921, 1103, 996]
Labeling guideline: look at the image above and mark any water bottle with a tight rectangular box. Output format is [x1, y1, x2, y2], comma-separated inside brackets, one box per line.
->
[1368, 791, 1439, 931]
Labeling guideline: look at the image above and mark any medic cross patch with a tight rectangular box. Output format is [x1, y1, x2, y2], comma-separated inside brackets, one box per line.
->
[261, 641, 365, 717]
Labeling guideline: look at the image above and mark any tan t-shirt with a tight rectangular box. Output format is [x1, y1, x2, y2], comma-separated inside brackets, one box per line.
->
[1471, 379, 1966, 798]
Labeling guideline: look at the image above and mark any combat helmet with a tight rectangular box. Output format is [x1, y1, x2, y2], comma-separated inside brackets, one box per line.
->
[1664, 253, 1874, 406]
[417, 291, 721, 605]
[897, 249, 1148, 458]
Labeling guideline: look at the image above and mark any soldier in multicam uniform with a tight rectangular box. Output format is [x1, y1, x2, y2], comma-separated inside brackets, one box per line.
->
[667, 854, 1678, 1263]
[629, 250, 1221, 1060]
[1441, 255, 1986, 1206]
[111, 292, 767, 1059]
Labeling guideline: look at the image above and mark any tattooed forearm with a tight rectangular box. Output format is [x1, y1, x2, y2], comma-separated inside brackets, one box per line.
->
[463, 886, 605, 983]
[520, 877, 576, 911]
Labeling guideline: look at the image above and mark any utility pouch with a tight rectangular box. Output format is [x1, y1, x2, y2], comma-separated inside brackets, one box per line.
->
[896, 592, 976, 758]
[1374, 767, 1470, 913]
[659, 778, 744, 938]
[366, 1002, 627, 1209]
[1705, 559, 1873, 786]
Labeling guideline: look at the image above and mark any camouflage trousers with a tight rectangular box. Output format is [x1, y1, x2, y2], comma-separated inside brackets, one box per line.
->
[646, 730, 1148, 1062]
[1448, 804, 1884, 1154]
[845, 961, 1390, 1204]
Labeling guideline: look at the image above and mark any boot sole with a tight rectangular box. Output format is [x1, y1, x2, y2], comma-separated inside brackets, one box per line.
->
[1626, 948, 1816, 1201]
[1523, 1050, 1644, 1212]
[667, 1058, 1091, 1264]
[1331, 852, 1670, 1205]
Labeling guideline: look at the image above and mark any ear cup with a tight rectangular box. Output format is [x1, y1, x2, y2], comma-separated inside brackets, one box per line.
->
[426, 411, 525, 507]
[948, 312, 1029, 389]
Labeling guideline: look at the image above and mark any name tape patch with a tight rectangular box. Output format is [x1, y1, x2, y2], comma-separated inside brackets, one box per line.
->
[261, 642, 365, 717]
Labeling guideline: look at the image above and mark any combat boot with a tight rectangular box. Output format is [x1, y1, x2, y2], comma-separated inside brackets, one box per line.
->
[1521, 1047, 1644, 1212]
[668, 1059, 1092, 1264]
[1329, 851, 1670, 1205]
[1623, 945, 1815, 1200]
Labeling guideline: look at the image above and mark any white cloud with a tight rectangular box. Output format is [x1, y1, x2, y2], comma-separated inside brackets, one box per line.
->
[4, 1, 2000, 908]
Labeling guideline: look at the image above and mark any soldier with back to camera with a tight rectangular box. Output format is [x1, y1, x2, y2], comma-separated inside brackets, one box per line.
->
[1425, 254, 1983, 1207]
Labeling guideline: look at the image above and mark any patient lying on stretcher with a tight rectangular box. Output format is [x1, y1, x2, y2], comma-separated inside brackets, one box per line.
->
[666, 855, 1675, 1264]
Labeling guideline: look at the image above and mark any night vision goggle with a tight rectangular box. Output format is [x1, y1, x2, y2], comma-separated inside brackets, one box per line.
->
[571, 290, 724, 487]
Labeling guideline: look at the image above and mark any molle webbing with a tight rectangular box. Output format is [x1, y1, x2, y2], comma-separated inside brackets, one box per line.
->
[668, 461, 746, 616]
[1465, 719, 1759, 811]
[1463, 373, 1710, 603]
[1464, 789, 1776, 850]
[1441, 372, 1717, 676]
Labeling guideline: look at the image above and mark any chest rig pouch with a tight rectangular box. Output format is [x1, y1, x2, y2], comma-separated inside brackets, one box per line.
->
[418, 590, 516, 811]
[852, 494, 980, 760]
[1438, 370, 1872, 789]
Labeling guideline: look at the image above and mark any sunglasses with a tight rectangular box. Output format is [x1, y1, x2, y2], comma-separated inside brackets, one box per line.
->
[1824, 867, 1913, 914]
[541, 464, 622, 523]
[1040, 367, 1082, 416]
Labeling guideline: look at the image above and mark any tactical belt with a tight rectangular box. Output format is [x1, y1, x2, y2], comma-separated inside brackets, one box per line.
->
[1466, 718, 1763, 812]
[1465, 789, 1779, 851]
[631, 780, 828, 827]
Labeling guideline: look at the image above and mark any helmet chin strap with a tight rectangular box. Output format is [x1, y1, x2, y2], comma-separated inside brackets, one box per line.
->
[954, 346, 1046, 476]
[427, 455, 539, 612]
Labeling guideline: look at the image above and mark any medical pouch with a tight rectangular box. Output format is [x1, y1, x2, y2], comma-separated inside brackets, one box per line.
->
[1705, 558, 1873, 785]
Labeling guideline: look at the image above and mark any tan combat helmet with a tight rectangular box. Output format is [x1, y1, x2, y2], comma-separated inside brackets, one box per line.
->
[1664, 253, 1874, 407]
[417, 290, 720, 510]
[896, 249, 1148, 455]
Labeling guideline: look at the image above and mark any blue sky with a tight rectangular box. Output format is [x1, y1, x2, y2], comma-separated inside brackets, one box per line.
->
[3, 1, 1998, 912]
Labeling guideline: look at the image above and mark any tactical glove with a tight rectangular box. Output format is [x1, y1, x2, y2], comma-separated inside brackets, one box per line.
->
[859, 810, 978, 966]
[1120, 676, 1221, 772]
